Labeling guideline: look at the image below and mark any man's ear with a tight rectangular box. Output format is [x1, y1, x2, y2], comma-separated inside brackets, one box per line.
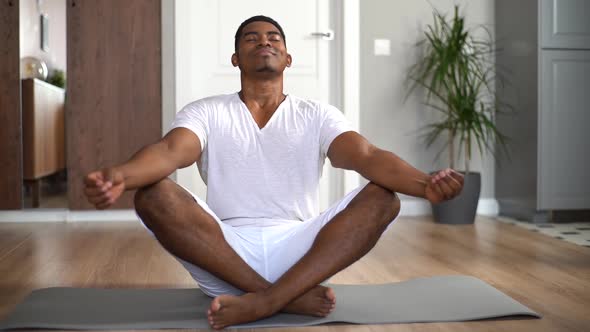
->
[231, 53, 239, 67]
[286, 53, 292, 67]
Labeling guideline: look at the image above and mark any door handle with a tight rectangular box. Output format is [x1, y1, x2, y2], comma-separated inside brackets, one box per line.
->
[310, 30, 334, 41]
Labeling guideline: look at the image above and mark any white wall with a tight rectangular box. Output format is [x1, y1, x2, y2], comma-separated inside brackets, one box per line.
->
[359, 0, 496, 205]
[19, 0, 67, 74]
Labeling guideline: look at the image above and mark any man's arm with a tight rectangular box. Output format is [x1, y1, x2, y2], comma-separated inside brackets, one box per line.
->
[84, 128, 201, 209]
[114, 128, 202, 190]
[327, 131, 463, 202]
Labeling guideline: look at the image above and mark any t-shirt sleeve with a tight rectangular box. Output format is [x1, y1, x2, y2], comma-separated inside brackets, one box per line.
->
[319, 104, 355, 156]
[170, 102, 209, 152]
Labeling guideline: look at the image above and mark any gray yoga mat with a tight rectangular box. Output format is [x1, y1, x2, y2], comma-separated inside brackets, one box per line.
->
[0, 276, 540, 330]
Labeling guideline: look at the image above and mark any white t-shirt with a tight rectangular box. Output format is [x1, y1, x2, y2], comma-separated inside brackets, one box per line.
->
[170, 92, 354, 223]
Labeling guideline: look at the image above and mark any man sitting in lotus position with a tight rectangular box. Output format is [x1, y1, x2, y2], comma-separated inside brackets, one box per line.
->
[83, 15, 464, 330]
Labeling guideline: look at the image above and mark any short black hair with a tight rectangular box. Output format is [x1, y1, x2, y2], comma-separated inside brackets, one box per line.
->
[234, 15, 286, 52]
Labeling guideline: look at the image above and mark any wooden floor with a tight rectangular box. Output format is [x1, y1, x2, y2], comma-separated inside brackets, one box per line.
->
[0, 217, 589, 331]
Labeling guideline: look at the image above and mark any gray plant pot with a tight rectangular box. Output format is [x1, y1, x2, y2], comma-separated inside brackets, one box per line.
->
[431, 172, 481, 224]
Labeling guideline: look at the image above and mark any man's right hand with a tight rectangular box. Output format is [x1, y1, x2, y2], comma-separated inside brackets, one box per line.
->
[84, 168, 126, 209]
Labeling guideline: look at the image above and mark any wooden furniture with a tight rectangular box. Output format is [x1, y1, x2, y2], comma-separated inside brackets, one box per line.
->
[495, 0, 590, 222]
[21, 78, 66, 207]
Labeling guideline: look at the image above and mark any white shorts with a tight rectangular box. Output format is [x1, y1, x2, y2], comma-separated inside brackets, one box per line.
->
[139, 183, 394, 297]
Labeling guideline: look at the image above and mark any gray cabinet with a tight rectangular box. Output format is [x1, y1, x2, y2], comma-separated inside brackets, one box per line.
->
[540, 0, 590, 49]
[539, 51, 590, 210]
[495, 0, 590, 222]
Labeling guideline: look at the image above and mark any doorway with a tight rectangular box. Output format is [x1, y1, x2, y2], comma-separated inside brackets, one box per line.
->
[19, 0, 68, 209]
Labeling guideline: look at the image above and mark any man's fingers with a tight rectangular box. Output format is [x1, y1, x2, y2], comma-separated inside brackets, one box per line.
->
[442, 174, 462, 193]
[88, 192, 111, 206]
[84, 172, 104, 187]
[84, 185, 107, 197]
[96, 200, 112, 210]
[436, 179, 454, 199]
[85, 184, 113, 204]
[87, 192, 109, 205]
[83, 168, 120, 210]
[84, 180, 112, 202]
[430, 177, 445, 200]
[441, 169, 464, 191]
[96, 196, 114, 209]
[96, 192, 116, 209]
[448, 169, 465, 186]
[428, 169, 465, 202]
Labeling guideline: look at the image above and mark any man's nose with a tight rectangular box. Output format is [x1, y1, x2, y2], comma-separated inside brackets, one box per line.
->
[258, 36, 271, 47]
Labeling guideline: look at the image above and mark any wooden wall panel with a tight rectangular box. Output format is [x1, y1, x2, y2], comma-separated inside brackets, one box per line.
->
[0, 0, 22, 210]
[67, 0, 161, 210]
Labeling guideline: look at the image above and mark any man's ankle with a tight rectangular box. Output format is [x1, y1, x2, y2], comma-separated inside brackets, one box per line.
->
[257, 287, 294, 315]
[242, 291, 279, 317]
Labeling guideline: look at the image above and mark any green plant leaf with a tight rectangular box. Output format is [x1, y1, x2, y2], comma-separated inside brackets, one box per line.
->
[403, 3, 513, 169]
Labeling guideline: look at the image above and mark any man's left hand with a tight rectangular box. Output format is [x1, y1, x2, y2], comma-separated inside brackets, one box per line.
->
[424, 169, 464, 204]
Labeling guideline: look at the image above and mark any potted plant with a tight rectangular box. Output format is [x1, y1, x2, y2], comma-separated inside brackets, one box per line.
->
[405, 5, 509, 224]
[46, 69, 66, 89]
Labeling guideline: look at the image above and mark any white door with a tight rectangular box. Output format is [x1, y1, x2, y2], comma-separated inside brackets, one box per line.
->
[174, 0, 336, 211]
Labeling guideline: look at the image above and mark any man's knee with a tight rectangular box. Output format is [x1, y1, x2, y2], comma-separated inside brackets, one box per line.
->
[389, 193, 401, 221]
[134, 178, 177, 229]
[376, 186, 400, 226]
[358, 182, 401, 228]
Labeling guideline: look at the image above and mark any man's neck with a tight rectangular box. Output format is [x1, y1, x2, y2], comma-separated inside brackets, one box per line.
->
[239, 76, 285, 110]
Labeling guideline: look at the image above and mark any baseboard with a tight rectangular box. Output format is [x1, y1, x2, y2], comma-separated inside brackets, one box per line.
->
[399, 200, 431, 216]
[400, 198, 499, 217]
[0, 209, 140, 223]
[477, 199, 500, 216]
[0, 199, 499, 222]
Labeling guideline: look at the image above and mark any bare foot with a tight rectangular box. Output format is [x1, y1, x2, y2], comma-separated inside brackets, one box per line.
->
[207, 292, 270, 330]
[282, 285, 336, 316]
[207, 286, 336, 329]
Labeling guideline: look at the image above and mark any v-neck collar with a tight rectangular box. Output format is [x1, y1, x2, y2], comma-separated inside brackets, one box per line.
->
[235, 92, 289, 131]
